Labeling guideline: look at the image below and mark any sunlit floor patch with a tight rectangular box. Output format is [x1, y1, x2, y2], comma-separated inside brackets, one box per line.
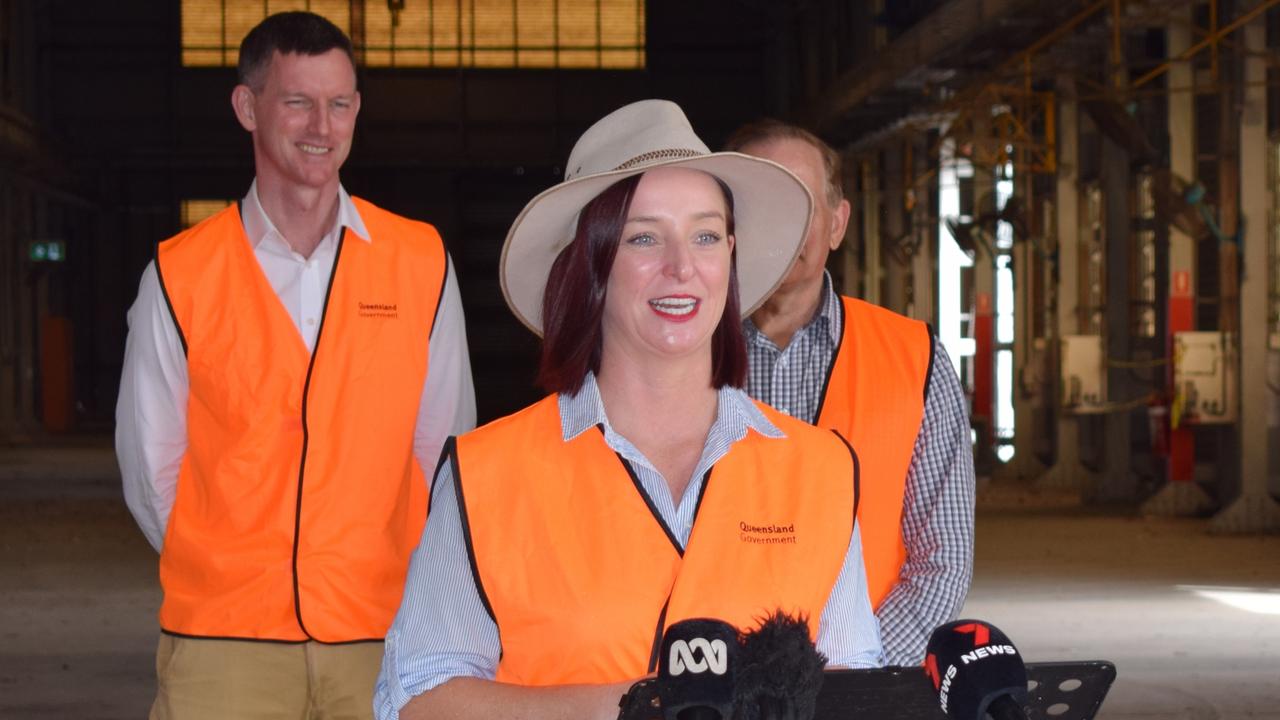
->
[1179, 585, 1280, 615]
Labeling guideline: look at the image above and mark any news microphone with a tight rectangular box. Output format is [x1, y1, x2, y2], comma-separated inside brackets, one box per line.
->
[733, 611, 827, 720]
[924, 620, 1029, 720]
[658, 618, 740, 720]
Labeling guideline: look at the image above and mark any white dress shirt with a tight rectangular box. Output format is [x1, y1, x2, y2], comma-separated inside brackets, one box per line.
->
[117, 181, 477, 551]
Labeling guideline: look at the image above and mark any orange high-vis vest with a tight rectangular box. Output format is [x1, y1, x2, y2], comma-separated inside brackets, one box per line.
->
[815, 297, 932, 609]
[155, 198, 446, 642]
[450, 395, 859, 686]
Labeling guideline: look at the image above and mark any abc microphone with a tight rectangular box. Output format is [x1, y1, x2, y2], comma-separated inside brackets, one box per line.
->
[658, 618, 739, 720]
[924, 620, 1029, 720]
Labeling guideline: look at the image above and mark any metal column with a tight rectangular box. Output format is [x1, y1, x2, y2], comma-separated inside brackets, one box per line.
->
[861, 156, 882, 305]
[913, 134, 937, 324]
[1211, 19, 1280, 532]
[1009, 175, 1045, 478]
[972, 117, 997, 473]
[1094, 132, 1137, 503]
[838, 150, 861, 296]
[1040, 76, 1097, 490]
[1143, 12, 1215, 515]
[882, 143, 908, 315]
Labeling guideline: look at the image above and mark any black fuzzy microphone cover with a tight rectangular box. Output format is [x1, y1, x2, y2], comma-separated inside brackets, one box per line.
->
[732, 611, 828, 720]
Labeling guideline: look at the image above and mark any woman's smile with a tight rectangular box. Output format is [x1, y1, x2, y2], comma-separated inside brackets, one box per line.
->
[648, 295, 700, 321]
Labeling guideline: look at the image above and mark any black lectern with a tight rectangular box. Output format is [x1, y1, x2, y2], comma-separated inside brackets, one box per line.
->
[814, 661, 1116, 720]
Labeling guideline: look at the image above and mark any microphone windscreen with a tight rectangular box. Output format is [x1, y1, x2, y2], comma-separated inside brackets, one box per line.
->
[924, 620, 1028, 720]
[733, 611, 827, 720]
[659, 618, 740, 720]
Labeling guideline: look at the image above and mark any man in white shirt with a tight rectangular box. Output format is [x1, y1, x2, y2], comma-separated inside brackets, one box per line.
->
[115, 12, 475, 719]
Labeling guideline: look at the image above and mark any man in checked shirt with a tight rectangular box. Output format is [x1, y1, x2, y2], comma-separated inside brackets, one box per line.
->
[725, 120, 975, 665]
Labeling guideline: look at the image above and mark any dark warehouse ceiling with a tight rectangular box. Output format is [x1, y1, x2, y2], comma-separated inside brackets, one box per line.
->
[806, 0, 1201, 147]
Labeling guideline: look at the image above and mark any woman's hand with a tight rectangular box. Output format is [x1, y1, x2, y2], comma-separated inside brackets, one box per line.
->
[398, 676, 643, 720]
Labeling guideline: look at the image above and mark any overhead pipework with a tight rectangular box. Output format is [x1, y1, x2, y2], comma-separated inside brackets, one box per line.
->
[783, 0, 1280, 530]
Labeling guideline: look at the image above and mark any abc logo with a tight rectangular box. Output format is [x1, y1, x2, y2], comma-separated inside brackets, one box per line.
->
[669, 638, 728, 676]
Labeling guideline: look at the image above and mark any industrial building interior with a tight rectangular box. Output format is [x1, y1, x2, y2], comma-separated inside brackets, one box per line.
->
[2, 0, 1279, 718]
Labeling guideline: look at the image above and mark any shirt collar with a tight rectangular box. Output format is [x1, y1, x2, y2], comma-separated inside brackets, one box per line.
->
[240, 179, 371, 249]
[816, 270, 844, 344]
[559, 372, 785, 443]
[743, 270, 843, 346]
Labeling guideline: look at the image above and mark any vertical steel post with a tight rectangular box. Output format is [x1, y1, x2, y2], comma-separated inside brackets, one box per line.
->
[973, 110, 997, 472]
[862, 156, 883, 306]
[913, 133, 937, 325]
[1211, 19, 1280, 532]
[1142, 10, 1214, 515]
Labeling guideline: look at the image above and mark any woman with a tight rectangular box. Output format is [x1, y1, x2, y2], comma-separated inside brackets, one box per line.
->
[374, 100, 883, 720]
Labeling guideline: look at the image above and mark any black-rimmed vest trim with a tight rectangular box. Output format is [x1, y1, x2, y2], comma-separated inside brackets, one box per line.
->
[429, 436, 457, 512]
[646, 598, 671, 674]
[923, 323, 937, 405]
[428, 253, 452, 340]
[154, 235, 191, 358]
[159, 629, 382, 646]
[450, 437, 503, 660]
[812, 295, 847, 423]
[290, 228, 348, 642]
[602, 424, 685, 557]
[829, 429, 861, 523]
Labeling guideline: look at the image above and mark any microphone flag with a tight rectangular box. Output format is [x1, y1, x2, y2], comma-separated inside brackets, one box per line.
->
[658, 618, 740, 720]
[924, 620, 1029, 720]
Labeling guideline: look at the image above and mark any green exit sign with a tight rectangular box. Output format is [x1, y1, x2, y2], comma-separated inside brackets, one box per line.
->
[29, 241, 66, 263]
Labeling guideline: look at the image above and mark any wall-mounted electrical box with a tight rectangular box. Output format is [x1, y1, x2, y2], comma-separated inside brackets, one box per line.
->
[1061, 334, 1107, 413]
[1174, 331, 1236, 425]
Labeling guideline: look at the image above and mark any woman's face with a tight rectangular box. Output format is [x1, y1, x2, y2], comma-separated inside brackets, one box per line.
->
[601, 167, 735, 367]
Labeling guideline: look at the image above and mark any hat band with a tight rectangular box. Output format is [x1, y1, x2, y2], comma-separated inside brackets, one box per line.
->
[613, 147, 704, 171]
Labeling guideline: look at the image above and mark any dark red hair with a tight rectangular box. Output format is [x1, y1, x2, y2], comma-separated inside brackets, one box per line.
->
[537, 171, 746, 395]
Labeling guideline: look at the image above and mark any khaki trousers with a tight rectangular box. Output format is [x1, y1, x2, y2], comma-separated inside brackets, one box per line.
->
[150, 635, 384, 720]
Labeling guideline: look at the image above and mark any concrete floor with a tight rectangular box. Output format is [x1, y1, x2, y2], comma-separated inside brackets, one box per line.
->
[1, 440, 1278, 719]
[968, 488, 1280, 719]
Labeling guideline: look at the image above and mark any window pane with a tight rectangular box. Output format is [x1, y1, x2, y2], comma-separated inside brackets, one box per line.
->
[181, 199, 234, 228]
[600, 0, 642, 68]
[266, 0, 311, 14]
[431, 0, 462, 66]
[557, 48, 598, 69]
[181, 0, 228, 66]
[312, 0, 351, 36]
[558, 0, 599, 54]
[516, 0, 555, 68]
[472, 0, 515, 67]
[393, 6, 433, 66]
[365, 1, 432, 66]
[224, 3, 266, 66]
[181, 0, 644, 69]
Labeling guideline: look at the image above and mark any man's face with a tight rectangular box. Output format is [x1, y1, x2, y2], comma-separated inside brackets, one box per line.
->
[738, 137, 850, 294]
[232, 49, 360, 192]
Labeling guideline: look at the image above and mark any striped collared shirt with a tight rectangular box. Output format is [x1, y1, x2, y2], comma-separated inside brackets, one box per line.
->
[373, 373, 885, 719]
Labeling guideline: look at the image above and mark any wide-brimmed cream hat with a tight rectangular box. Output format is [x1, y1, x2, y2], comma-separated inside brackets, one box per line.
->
[500, 99, 813, 336]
